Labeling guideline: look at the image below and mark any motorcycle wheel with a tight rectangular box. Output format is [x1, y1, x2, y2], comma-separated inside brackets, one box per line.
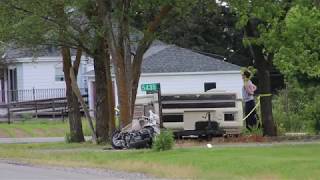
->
[111, 130, 125, 149]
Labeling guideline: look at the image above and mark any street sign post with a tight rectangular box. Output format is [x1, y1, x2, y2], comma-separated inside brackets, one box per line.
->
[141, 83, 163, 128]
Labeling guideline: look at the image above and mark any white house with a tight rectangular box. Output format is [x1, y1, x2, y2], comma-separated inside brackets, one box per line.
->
[86, 42, 243, 115]
[0, 47, 91, 103]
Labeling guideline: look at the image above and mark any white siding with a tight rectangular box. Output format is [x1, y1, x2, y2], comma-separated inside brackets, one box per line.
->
[16, 64, 24, 90]
[88, 79, 95, 117]
[21, 61, 66, 89]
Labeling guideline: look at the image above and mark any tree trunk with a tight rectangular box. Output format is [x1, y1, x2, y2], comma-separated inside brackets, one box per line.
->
[104, 43, 116, 134]
[93, 38, 111, 141]
[70, 67, 97, 144]
[245, 19, 277, 136]
[61, 47, 85, 142]
[96, 0, 131, 127]
[56, 0, 84, 142]
[253, 47, 277, 136]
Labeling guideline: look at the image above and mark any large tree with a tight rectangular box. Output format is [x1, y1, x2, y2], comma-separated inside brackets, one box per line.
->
[225, 0, 292, 136]
[95, 0, 180, 126]
[79, 1, 116, 141]
[227, 0, 320, 136]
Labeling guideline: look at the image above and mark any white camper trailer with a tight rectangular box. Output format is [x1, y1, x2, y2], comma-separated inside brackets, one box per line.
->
[134, 90, 243, 137]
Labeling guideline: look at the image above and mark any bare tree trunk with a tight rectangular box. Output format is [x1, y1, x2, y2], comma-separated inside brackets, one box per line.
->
[104, 43, 116, 134]
[56, 0, 84, 142]
[254, 50, 277, 136]
[93, 38, 112, 141]
[96, 0, 131, 127]
[245, 19, 277, 136]
[70, 67, 97, 144]
[82, 1, 115, 137]
[61, 47, 85, 142]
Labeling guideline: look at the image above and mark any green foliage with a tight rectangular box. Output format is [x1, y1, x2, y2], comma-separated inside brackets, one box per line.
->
[270, 6, 320, 77]
[304, 94, 320, 134]
[156, 0, 251, 66]
[228, 0, 284, 29]
[227, 0, 320, 79]
[241, 126, 263, 136]
[152, 130, 174, 151]
[273, 81, 320, 134]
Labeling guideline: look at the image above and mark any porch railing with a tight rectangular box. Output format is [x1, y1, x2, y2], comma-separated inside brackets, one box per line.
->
[1, 88, 88, 103]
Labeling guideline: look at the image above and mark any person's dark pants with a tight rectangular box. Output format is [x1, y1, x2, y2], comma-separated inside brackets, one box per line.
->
[245, 100, 258, 130]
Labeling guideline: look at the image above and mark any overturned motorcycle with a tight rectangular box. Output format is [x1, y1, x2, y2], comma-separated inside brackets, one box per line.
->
[111, 110, 160, 149]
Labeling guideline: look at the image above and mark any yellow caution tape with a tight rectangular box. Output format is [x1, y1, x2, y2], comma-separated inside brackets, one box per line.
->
[242, 94, 272, 121]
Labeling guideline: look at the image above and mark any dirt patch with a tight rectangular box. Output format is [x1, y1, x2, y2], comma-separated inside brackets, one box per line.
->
[32, 129, 47, 137]
[47, 128, 67, 136]
[13, 128, 31, 138]
[0, 129, 9, 138]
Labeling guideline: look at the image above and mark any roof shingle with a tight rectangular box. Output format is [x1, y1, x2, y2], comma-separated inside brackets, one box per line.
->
[141, 45, 240, 73]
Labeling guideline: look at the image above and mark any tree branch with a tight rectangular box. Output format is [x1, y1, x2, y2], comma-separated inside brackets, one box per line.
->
[131, 4, 172, 108]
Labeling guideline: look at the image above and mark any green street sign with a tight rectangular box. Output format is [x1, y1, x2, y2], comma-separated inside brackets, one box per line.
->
[141, 83, 160, 91]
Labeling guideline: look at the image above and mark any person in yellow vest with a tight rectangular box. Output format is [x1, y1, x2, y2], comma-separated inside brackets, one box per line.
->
[242, 70, 258, 130]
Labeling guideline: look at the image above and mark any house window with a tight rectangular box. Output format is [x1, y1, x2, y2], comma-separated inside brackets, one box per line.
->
[163, 114, 183, 123]
[204, 82, 216, 92]
[55, 64, 64, 81]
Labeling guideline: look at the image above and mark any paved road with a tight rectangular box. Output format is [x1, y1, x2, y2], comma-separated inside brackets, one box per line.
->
[0, 161, 158, 180]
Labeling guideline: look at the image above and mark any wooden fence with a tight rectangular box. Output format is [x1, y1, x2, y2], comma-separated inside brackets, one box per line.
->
[0, 95, 88, 123]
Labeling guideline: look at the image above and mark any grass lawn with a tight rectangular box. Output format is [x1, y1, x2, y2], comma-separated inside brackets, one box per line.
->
[0, 142, 319, 180]
[0, 119, 92, 137]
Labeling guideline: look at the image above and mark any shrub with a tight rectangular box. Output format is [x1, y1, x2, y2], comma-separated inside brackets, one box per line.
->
[304, 95, 320, 134]
[152, 130, 174, 151]
[273, 81, 320, 134]
[241, 126, 263, 136]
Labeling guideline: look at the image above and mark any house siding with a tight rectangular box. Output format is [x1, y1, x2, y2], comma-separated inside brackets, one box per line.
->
[21, 61, 66, 89]
[16, 64, 24, 90]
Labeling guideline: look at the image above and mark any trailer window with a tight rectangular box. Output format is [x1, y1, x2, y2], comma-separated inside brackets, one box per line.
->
[163, 114, 183, 122]
[224, 113, 235, 121]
